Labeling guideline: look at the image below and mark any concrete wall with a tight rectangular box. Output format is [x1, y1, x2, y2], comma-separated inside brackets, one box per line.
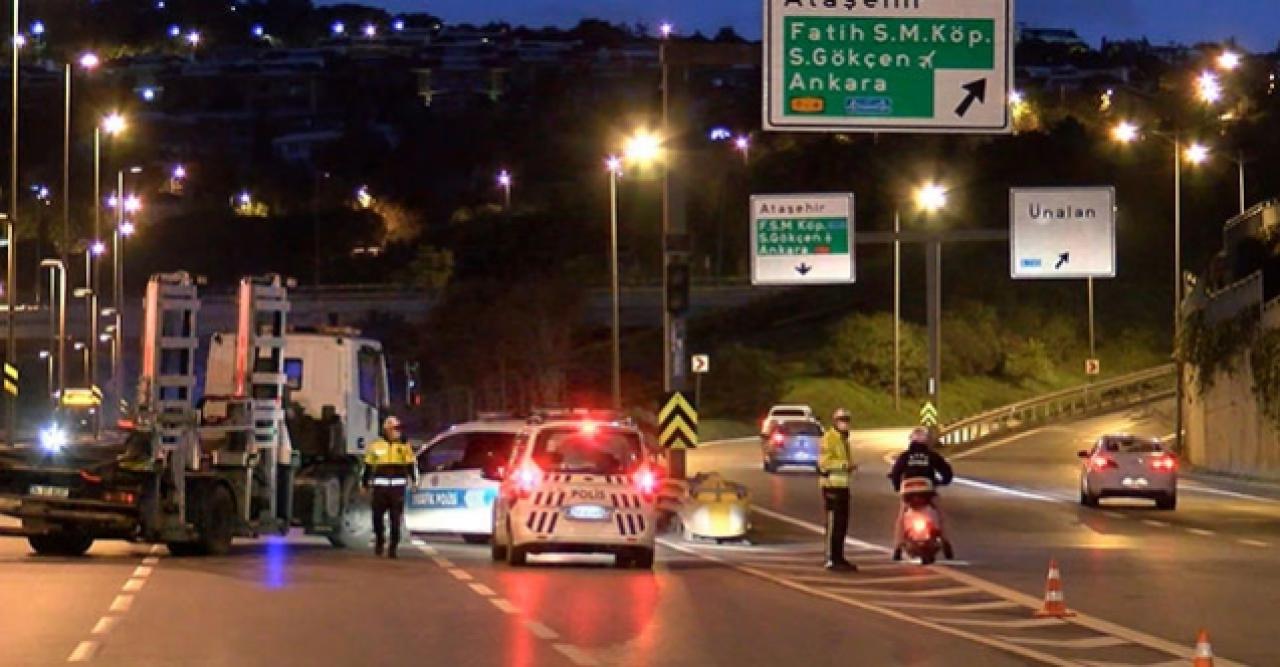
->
[1184, 354, 1280, 481]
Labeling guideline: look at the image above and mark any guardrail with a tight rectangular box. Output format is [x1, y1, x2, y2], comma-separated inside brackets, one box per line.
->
[939, 364, 1177, 447]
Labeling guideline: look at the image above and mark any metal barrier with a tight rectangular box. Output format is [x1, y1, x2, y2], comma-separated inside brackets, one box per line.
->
[939, 364, 1177, 447]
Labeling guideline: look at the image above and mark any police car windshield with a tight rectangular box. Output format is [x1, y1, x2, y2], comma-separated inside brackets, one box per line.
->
[532, 427, 643, 475]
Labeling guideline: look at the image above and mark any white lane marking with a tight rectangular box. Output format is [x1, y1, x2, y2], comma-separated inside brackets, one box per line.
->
[928, 617, 1066, 630]
[791, 573, 947, 587]
[951, 478, 1062, 503]
[90, 617, 118, 636]
[66, 640, 99, 662]
[950, 428, 1049, 461]
[881, 600, 1019, 612]
[552, 644, 599, 666]
[121, 578, 147, 593]
[141, 556, 160, 566]
[834, 585, 979, 599]
[748, 505, 1247, 666]
[748, 561, 905, 573]
[1238, 539, 1271, 548]
[489, 598, 520, 614]
[525, 620, 560, 640]
[447, 568, 473, 581]
[1103, 511, 1127, 519]
[108, 595, 133, 613]
[697, 437, 760, 449]
[1186, 528, 1215, 537]
[131, 566, 153, 578]
[1182, 482, 1280, 504]
[410, 539, 426, 546]
[1001, 635, 1130, 650]
[468, 583, 496, 597]
[659, 539, 1079, 667]
[431, 556, 454, 568]
[419, 545, 439, 555]
[1141, 520, 1170, 528]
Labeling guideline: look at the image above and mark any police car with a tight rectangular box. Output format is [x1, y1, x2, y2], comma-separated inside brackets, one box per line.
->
[488, 410, 660, 569]
[404, 416, 523, 543]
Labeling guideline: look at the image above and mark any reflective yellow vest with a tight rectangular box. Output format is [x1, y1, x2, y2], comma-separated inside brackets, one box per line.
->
[363, 439, 418, 487]
[819, 428, 853, 489]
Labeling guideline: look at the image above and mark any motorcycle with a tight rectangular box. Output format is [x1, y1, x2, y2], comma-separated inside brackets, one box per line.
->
[894, 477, 952, 565]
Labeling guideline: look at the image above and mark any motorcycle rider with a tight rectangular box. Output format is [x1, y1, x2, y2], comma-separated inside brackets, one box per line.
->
[888, 427, 954, 561]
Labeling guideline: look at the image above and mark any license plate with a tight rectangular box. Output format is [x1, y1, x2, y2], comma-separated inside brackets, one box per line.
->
[566, 504, 610, 521]
[29, 485, 70, 499]
[412, 490, 466, 508]
[1122, 477, 1149, 488]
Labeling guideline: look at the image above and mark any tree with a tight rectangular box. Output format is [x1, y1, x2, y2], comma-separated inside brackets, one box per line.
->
[820, 314, 927, 393]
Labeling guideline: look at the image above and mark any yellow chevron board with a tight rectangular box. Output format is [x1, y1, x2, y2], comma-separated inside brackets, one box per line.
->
[3, 363, 16, 397]
[919, 402, 939, 428]
[658, 391, 698, 450]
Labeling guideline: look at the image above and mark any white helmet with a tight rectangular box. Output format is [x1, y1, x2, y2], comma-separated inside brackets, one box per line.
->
[382, 416, 402, 433]
[909, 427, 932, 445]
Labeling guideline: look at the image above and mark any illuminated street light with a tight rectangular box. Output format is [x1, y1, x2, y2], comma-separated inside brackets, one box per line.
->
[363, 24, 377, 38]
[1184, 142, 1211, 165]
[13, 35, 26, 49]
[124, 195, 142, 214]
[623, 130, 662, 166]
[119, 221, 135, 237]
[1110, 120, 1140, 144]
[1196, 70, 1223, 104]
[915, 183, 949, 213]
[1009, 89, 1024, 106]
[1217, 50, 1242, 71]
[90, 241, 106, 256]
[356, 185, 374, 209]
[659, 22, 674, 38]
[167, 25, 181, 38]
[78, 52, 100, 70]
[605, 156, 623, 175]
[251, 24, 265, 38]
[101, 112, 127, 136]
[331, 21, 345, 36]
[186, 31, 201, 47]
[172, 165, 187, 180]
[393, 19, 406, 32]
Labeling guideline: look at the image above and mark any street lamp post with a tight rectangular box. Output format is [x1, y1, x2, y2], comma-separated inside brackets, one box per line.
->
[606, 157, 623, 411]
[40, 259, 65, 400]
[497, 170, 512, 211]
[8, 0, 20, 446]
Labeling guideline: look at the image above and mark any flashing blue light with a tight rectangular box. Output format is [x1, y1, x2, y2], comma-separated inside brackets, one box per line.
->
[30, 21, 44, 36]
[168, 25, 181, 38]
[709, 127, 732, 142]
[331, 21, 345, 36]
[140, 88, 157, 102]
[251, 24, 265, 38]
[393, 19, 406, 32]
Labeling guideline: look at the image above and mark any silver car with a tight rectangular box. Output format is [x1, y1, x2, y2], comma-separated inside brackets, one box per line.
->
[1078, 435, 1178, 510]
[762, 419, 823, 473]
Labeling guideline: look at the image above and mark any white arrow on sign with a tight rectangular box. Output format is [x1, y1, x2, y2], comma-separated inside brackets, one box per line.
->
[691, 355, 710, 374]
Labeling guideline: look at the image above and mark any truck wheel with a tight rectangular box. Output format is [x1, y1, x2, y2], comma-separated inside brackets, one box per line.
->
[328, 488, 373, 549]
[195, 485, 236, 556]
[1156, 492, 1177, 511]
[28, 532, 94, 557]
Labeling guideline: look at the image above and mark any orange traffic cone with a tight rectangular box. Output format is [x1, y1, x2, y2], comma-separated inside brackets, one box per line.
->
[1033, 558, 1077, 618]
[1193, 629, 1215, 666]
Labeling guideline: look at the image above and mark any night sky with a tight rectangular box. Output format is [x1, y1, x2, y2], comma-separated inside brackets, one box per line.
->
[324, 1, 1280, 50]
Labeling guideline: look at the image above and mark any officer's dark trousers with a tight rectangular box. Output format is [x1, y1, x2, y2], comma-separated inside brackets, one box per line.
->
[371, 486, 406, 549]
[823, 488, 850, 563]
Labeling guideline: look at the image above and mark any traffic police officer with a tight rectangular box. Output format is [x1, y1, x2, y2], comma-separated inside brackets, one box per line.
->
[818, 408, 857, 571]
[362, 415, 419, 558]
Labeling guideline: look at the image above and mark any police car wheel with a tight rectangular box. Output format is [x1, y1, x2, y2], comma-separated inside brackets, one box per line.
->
[28, 531, 94, 557]
[507, 544, 528, 566]
[491, 542, 508, 561]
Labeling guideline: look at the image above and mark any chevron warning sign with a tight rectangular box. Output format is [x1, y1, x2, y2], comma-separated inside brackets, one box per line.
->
[658, 391, 698, 450]
[3, 363, 17, 397]
[919, 402, 939, 428]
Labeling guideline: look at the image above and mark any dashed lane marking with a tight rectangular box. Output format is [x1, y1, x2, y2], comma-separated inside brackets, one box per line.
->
[121, 578, 147, 593]
[1239, 539, 1271, 548]
[1186, 528, 1215, 537]
[790, 572, 947, 586]
[468, 583, 496, 596]
[431, 556, 454, 568]
[108, 595, 133, 613]
[447, 568, 473, 581]
[882, 600, 1020, 612]
[1103, 511, 1127, 519]
[525, 621, 560, 640]
[489, 597, 520, 614]
[928, 617, 1066, 630]
[89, 617, 118, 636]
[67, 641, 99, 663]
[1141, 520, 1170, 528]
[131, 566, 153, 578]
[951, 478, 1061, 503]
[552, 643, 600, 666]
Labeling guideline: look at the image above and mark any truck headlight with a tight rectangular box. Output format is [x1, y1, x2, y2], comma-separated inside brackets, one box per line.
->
[39, 425, 67, 453]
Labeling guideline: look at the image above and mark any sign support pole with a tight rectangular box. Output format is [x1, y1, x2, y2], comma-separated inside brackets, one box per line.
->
[893, 210, 902, 413]
[926, 240, 942, 415]
[1088, 277, 1096, 361]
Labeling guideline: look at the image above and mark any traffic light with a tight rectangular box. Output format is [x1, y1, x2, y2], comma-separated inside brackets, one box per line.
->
[666, 261, 690, 315]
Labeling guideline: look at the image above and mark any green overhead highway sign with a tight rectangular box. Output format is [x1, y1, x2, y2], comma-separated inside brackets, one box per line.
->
[764, 0, 1013, 133]
[751, 193, 855, 285]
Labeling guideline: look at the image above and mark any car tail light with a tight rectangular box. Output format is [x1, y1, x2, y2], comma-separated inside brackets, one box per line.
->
[1150, 454, 1177, 472]
[103, 490, 137, 505]
[1090, 455, 1117, 471]
[771, 432, 785, 448]
[512, 462, 542, 498]
[760, 418, 770, 433]
[633, 465, 659, 499]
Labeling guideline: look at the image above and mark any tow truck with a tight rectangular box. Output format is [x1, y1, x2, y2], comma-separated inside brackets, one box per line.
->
[0, 272, 387, 556]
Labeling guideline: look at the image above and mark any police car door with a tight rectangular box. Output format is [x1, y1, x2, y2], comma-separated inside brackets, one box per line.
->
[408, 432, 506, 536]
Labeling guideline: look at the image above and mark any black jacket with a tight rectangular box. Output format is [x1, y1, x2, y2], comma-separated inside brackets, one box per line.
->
[889, 442, 954, 491]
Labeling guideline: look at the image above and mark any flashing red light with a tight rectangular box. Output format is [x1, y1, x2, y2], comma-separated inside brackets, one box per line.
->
[634, 466, 659, 497]
[580, 420, 599, 436]
[1090, 455, 1116, 471]
[771, 432, 785, 447]
[1150, 454, 1177, 472]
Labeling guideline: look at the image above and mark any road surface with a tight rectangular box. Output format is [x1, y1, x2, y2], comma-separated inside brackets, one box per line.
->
[2, 405, 1275, 666]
